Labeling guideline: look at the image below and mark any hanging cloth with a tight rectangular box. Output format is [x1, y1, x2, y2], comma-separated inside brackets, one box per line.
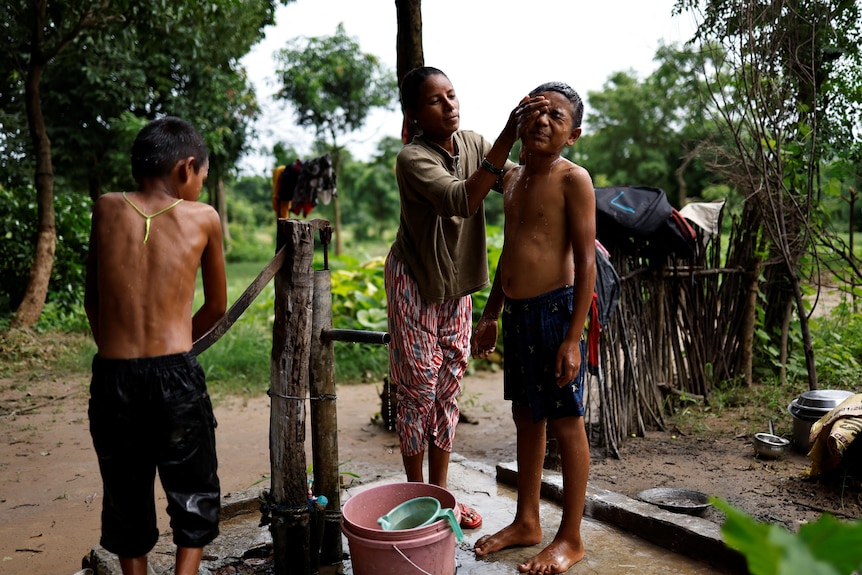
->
[272, 160, 302, 219]
[291, 154, 337, 217]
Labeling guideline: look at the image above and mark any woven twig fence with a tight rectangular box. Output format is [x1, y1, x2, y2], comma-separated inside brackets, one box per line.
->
[586, 215, 752, 458]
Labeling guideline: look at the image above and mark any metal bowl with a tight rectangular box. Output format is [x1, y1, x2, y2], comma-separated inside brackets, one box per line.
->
[753, 432, 790, 459]
[636, 487, 711, 515]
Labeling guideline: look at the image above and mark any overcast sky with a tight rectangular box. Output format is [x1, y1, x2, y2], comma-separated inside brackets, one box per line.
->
[239, 1, 697, 175]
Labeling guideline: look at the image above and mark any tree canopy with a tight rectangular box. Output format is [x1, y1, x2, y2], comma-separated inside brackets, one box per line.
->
[275, 22, 398, 145]
[673, 0, 862, 388]
[577, 43, 720, 206]
[274, 22, 398, 253]
[2, 0, 284, 196]
[0, 0, 291, 326]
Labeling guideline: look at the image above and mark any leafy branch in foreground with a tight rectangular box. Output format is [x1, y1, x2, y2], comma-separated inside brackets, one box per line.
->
[714, 497, 862, 575]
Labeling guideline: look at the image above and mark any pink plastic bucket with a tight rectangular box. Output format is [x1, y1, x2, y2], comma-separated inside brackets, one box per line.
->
[341, 482, 461, 575]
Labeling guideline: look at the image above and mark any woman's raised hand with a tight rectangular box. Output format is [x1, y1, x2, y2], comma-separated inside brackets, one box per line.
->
[504, 95, 548, 141]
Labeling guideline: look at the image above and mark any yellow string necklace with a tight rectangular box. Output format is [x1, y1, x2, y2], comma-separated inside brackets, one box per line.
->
[122, 192, 183, 244]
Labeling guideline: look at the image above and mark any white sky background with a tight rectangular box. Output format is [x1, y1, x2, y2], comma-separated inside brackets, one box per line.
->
[239, 0, 698, 176]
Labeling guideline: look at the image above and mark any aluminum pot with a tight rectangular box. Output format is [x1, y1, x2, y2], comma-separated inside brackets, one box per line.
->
[787, 389, 854, 452]
[753, 432, 790, 459]
[754, 420, 790, 459]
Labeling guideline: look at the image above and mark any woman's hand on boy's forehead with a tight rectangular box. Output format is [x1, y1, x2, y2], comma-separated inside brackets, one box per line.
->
[513, 96, 549, 137]
[516, 95, 548, 114]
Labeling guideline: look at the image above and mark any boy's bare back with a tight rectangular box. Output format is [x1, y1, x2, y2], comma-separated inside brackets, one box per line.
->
[87, 191, 225, 358]
[85, 118, 226, 360]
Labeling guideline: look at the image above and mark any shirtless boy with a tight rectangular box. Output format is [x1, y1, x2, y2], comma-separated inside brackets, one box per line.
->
[471, 82, 596, 574]
[85, 116, 227, 575]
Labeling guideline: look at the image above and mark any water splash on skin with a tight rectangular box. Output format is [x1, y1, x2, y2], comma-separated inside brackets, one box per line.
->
[532, 203, 546, 240]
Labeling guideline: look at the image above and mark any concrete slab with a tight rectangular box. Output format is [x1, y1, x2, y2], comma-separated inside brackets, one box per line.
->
[496, 461, 746, 573]
[84, 455, 747, 575]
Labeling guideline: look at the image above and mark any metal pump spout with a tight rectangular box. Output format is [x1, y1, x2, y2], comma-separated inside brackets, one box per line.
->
[320, 329, 391, 345]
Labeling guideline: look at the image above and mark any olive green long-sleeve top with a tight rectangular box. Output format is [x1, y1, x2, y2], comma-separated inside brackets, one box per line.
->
[391, 130, 512, 303]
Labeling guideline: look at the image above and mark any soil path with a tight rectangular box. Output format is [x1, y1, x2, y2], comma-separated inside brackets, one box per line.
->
[2, 368, 860, 575]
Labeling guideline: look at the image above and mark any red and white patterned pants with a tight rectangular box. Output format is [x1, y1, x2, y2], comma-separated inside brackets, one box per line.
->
[385, 252, 471, 457]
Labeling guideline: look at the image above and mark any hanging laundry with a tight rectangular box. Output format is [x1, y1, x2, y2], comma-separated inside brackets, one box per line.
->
[271, 165, 286, 216]
[291, 154, 337, 217]
[272, 159, 301, 219]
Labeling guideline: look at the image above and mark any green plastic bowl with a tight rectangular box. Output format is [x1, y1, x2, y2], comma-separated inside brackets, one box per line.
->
[377, 496, 464, 541]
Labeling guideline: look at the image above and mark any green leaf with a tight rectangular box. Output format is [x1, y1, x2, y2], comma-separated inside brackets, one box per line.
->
[714, 498, 784, 575]
[797, 514, 862, 574]
[714, 498, 862, 575]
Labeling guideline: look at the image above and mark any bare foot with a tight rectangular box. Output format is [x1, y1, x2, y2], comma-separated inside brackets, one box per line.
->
[473, 522, 542, 557]
[517, 538, 584, 574]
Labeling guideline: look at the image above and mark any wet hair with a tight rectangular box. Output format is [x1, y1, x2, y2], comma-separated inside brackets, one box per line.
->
[399, 66, 449, 111]
[529, 82, 584, 129]
[131, 116, 208, 182]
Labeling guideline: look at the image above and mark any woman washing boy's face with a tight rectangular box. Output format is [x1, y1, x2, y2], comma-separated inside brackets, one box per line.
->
[520, 90, 581, 155]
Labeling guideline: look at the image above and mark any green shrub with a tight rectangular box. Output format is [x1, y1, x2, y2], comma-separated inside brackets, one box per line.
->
[0, 186, 90, 319]
[225, 225, 277, 263]
[808, 300, 862, 388]
[328, 254, 389, 382]
[330, 255, 387, 332]
[471, 224, 503, 322]
[196, 250, 395, 394]
[35, 301, 91, 334]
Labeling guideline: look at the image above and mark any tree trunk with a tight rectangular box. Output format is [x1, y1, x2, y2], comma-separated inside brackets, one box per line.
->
[740, 264, 759, 386]
[846, 186, 859, 313]
[329, 143, 343, 256]
[778, 296, 793, 385]
[395, 0, 424, 143]
[332, 196, 342, 256]
[674, 144, 701, 207]
[12, 34, 56, 329]
[791, 275, 818, 390]
[395, 0, 424, 84]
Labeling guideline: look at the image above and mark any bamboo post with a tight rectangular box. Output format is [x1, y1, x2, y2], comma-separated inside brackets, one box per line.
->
[269, 219, 315, 575]
[309, 223, 343, 566]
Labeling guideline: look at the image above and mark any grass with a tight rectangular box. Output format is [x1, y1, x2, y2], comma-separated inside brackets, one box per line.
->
[0, 258, 391, 399]
[0, 328, 94, 382]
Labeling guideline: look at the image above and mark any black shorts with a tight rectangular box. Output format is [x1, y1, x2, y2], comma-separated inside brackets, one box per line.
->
[502, 285, 586, 422]
[89, 352, 220, 557]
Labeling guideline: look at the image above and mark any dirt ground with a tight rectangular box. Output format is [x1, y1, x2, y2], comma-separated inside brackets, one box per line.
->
[1, 367, 860, 575]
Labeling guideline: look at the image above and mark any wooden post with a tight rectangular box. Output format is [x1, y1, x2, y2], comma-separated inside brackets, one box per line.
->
[270, 219, 314, 575]
[310, 261, 343, 565]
